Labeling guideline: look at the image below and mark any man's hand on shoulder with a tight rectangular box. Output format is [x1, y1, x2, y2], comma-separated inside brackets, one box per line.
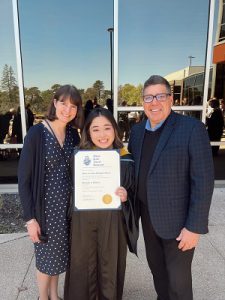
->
[176, 228, 200, 251]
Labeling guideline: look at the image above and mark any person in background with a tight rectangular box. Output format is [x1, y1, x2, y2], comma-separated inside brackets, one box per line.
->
[18, 85, 83, 300]
[26, 103, 34, 130]
[206, 98, 224, 156]
[0, 110, 14, 144]
[105, 98, 113, 114]
[64, 107, 138, 300]
[220, 98, 225, 128]
[118, 100, 129, 142]
[128, 75, 214, 300]
[93, 97, 101, 108]
[84, 99, 94, 120]
[12, 106, 22, 143]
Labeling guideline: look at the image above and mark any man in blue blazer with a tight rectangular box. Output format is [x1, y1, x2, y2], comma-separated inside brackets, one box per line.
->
[128, 75, 214, 300]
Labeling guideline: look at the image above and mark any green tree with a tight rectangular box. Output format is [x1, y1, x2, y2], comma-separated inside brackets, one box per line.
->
[24, 87, 44, 114]
[118, 83, 143, 106]
[93, 80, 104, 100]
[40, 89, 54, 114]
[0, 64, 19, 112]
[24, 87, 40, 102]
[51, 84, 61, 94]
[136, 84, 143, 105]
[83, 87, 97, 103]
[1, 65, 17, 93]
[80, 80, 107, 106]
[78, 89, 85, 98]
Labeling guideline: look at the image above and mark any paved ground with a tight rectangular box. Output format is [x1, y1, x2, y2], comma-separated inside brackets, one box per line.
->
[0, 188, 225, 300]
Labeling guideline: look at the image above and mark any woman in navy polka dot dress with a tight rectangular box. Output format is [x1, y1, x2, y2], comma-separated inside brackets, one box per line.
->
[35, 125, 74, 275]
[18, 85, 83, 300]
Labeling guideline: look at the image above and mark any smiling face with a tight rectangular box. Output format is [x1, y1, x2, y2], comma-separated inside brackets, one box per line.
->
[54, 97, 77, 124]
[89, 115, 115, 149]
[143, 84, 173, 128]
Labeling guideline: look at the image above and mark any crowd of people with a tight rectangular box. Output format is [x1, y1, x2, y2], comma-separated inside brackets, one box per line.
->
[0, 104, 35, 146]
[84, 97, 113, 120]
[17, 76, 216, 300]
[0, 105, 35, 160]
[2, 94, 224, 153]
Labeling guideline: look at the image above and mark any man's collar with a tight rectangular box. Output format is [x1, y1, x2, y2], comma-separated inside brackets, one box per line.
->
[145, 119, 165, 132]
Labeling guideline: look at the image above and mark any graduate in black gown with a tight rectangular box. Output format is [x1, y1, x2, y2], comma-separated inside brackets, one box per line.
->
[64, 107, 138, 300]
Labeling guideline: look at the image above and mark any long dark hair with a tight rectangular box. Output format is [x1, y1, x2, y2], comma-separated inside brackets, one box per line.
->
[79, 107, 123, 149]
[46, 84, 84, 129]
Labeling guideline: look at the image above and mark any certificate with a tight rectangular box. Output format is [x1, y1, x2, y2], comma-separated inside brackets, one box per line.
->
[74, 149, 121, 210]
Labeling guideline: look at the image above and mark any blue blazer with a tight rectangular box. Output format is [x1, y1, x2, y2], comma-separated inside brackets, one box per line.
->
[128, 111, 214, 239]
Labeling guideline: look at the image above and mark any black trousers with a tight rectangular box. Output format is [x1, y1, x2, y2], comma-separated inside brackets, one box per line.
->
[140, 202, 194, 300]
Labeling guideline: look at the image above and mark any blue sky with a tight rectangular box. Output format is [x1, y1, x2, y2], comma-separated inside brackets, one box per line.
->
[0, 0, 218, 91]
[0, 0, 17, 79]
[119, 0, 213, 85]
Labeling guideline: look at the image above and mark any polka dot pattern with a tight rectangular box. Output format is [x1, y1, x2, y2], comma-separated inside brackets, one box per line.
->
[35, 126, 74, 276]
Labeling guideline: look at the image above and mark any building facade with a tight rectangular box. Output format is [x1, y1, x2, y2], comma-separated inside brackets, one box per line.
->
[0, 0, 224, 192]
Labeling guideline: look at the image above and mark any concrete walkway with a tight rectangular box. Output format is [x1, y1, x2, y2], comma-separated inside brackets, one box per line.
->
[0, 188, 225, 300]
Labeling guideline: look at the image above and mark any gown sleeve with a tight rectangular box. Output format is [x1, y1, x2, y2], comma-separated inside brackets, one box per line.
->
[120, 158, 138, 255]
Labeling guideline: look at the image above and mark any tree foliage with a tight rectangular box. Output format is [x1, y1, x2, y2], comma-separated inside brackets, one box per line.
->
[1, 64, 17, 93]
[0, 64, 19, 113]
[0, 63, 143, 119]
[24, 87, 45, 114]
[82, 80, 107, 106]
[93, 80, 104, 99]
[51, 84, 61, 94]
[118, 83, 143, 106]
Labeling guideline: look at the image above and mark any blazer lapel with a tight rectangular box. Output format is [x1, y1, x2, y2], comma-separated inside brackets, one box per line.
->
[148, 111, 177, 176]
[134, 121, 146, 180]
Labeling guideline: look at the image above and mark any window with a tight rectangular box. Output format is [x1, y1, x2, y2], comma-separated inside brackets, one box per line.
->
[19, 0, 113, 118]
[219, 24, 225, 40]
[0, 0, 21, 183]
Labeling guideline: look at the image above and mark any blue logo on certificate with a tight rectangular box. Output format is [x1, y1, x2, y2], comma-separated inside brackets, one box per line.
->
[83, 155, 91, 166]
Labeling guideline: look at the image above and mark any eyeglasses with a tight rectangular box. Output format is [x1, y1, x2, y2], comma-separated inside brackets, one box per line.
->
[143, 93, 171, 103]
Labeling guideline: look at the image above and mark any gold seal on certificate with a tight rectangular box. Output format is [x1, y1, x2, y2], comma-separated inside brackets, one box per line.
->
[102, 194, 112, 204]
[73, 149, 121, 210]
